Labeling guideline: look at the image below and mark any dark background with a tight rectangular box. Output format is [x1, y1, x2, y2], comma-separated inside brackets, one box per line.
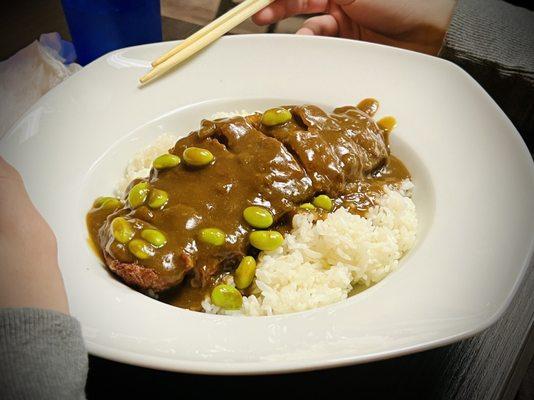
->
[1, 0, 533, 61]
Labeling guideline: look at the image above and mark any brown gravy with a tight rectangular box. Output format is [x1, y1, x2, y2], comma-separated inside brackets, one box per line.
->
[87, 101, 411, 311]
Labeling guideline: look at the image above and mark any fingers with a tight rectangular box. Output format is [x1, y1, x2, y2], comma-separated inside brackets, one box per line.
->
[332, 0, 406, 34]
[296, 15, 340, 37]
[328, 1, 357, 38]
[253, 0, 329, 25]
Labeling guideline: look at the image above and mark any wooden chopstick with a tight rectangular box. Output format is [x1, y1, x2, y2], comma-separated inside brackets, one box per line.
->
[152, 0, 257, 68]
[139, 0, 275, 85]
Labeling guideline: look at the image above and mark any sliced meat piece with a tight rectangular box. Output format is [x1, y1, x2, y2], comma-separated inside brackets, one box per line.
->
[290, 105, 365, 194]
[196, 115, 314, 215]
[261, 114, 346, 196]
[331, 106, 389, 172]
[104, 250, 193, 292]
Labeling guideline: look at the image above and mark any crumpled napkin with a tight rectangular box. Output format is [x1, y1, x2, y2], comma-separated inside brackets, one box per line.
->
[0, 33, 82, 138]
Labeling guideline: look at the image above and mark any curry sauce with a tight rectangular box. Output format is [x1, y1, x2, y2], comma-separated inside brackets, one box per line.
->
[87, 101, 410, 311]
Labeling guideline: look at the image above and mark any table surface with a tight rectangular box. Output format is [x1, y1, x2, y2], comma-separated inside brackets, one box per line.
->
[3, 2, 533, 399]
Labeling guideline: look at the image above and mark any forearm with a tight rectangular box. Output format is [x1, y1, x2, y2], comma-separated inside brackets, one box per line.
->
[0, 244, 69, 314]
[439, 0, 534, 138]
[0, 308, 88, 399]
[0, 156, 69, 314]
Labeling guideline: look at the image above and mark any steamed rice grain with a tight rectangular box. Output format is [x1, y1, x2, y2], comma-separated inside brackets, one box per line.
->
[204, 182, 417, 316]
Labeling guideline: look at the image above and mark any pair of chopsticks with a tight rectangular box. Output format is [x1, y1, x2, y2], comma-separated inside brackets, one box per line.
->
[139, 0, 276, 86]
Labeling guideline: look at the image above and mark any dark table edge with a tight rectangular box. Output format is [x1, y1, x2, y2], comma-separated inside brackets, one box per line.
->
[502, 314, 534, 400]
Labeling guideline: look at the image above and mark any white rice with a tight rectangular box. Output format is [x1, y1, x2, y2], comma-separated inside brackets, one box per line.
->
[117, 111, 418, 316]
[211, 110, 257, 120]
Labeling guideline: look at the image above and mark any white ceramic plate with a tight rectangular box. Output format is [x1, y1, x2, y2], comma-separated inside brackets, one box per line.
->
[2, 35, 533, 374]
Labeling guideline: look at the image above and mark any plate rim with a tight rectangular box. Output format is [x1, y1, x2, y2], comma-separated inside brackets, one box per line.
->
[4, 34, 534, 374]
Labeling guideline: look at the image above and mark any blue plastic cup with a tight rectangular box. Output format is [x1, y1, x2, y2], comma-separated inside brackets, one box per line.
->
[61, 0, 162, 65]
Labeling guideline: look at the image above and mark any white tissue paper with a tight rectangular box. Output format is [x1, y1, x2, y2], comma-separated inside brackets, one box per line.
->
[0, 32, 82, 138]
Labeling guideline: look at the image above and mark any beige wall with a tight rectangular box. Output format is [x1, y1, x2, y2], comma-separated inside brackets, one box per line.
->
[161, 0, 304, 34]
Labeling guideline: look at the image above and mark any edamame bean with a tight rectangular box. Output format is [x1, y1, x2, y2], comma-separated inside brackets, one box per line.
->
[299, 203, 316, 211]
[111, 217, 135, 244]
[312, 194, 333, 212]
[249, 230, 284, 251]
[262, 107, 292, 126]
[234, 256, 257, 289]
[94, 196, 122, 209]
[93, 196, 111, 207]
[211, 284, 243, 310]
[199, 228, 226, 246]
[102, 198, 123, 209]
[141, 229, 167, 248]
[128, 182, 150, 209]
[148, 188, 169, 209]
[128, 239, 154, 260]
[153, 154, 181, 169]
[183, 147, 214, 167]
[377, 116, 397, 133]
[243, 206, 273, 229]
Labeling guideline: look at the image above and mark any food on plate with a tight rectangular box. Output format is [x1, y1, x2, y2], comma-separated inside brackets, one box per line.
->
[87, 99, 417, 315]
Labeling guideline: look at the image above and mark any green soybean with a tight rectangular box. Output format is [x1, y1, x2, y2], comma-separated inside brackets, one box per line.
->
[102, 198, 123, 209]
[211, 284, 243, 310]
[128, 182, 150, 209]
[153, 154, 181, 169]
[199, 228, 226, 246]
[183, 147, 214, 167]
[299, 203, 316, 211]
[312, 194, 333, 212]
[249, 230, 284, 251]
[147, 188, 169, 209]
[234, 256, 257, 289]
[128, 239, 154, 260]
[243, 206, 273, 229]
[141, 229, 167, 248]
[93, 197, 109, 208]
[94, 196, 122, 209]
[262, 107, 292, 126]
[111, 217, 135, 244]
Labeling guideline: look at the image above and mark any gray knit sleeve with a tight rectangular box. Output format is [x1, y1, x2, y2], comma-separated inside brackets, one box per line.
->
[0, 308, 88, 400]
[439, 0, 534, 138]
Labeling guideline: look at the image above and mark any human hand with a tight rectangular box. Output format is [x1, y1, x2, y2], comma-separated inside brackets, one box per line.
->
[0, 156, 68, 313]
[253, 0, 456, 55]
